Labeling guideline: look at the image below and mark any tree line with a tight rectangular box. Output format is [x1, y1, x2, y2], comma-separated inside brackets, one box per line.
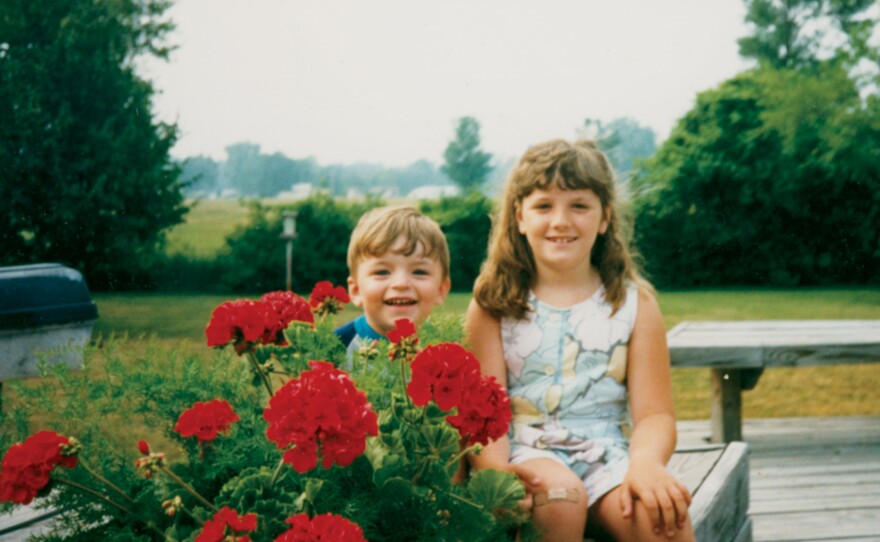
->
[2, 0, 878, 290]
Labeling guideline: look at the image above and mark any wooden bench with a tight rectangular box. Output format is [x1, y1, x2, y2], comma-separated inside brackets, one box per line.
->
[587, 442, 751, 542]
[667, 320, 880, 443]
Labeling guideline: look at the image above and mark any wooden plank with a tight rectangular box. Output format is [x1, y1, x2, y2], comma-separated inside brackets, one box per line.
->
[0, 505, 59, 541]
[751, 508, 880, 540]
[750, 462, 880, 481]
[689, 442, 750, 542]
[732, 516, 753, 542]
[667, 320, 880, 369]
[749, 493, 880, 515]
[668, 320, 880, 347]
[749, 471, 880, 490]
[667, 446, 724, 495]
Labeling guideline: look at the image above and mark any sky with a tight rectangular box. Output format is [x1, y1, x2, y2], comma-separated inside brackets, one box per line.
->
[140, 0, 755, 167]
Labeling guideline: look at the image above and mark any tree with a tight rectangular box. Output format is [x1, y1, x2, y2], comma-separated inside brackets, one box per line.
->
[580, 117, 657, 182]
[738, 0, 879, 74]
[180, 155, 221, 197]
[221, 143, 319, 197]
[0, 0, 184, 288]
[632, 66, 880, 286]
[441, 117, 492, 193]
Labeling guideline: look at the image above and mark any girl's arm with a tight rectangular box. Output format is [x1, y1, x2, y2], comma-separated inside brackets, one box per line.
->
[463, 300, 541, 490]
[621, 288, 692, 534]
[463, 299, 514, 471]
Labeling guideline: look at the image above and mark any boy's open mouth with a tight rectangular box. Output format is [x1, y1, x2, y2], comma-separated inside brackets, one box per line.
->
[385, 298, 417, 306]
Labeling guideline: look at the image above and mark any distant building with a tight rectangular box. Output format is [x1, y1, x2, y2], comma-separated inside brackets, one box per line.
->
[407, 185, 460, 200]
[275, 183, 330, 201]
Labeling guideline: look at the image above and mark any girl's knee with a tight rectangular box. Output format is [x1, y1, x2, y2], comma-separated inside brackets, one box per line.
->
[595, 493, 695, 542]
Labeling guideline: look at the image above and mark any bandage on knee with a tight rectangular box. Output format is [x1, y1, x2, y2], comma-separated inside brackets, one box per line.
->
[533, 487, 580, 506]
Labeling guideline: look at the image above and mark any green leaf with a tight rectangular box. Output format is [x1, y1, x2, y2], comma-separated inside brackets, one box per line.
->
[419, 423, 460, 460]
[467, 469, 526, 512]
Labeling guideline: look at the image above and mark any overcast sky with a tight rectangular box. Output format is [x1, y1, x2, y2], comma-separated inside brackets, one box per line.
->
[140, 0, 755, 167]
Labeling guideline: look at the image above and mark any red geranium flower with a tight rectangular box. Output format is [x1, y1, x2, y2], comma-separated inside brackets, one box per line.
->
[174, 399, 240, 443]
[275, 513, 366, 542]
[0, 431, 78, 505]
[406, 343, 482, 411]
[137, 439, 151, 456]
[387, 318, 417, 344]
[309, 281, 350, 317]
[447, 376, 512, 446]
[205, 299, 275, 354]
[263, 361, 378, 473]
[195, 506, 257, 542]
[205, 293, 314, 354]
[387, 318, 419, 361]
[260, 290, 314, 330]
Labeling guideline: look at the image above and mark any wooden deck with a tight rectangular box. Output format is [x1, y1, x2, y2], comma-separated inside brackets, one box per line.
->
[678, 416, 880, 542]
[2, 416, 878, 541]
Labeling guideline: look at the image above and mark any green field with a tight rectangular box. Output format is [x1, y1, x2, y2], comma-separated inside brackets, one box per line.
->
[165, 199, 251, 257]
[91, 288, 880, 421]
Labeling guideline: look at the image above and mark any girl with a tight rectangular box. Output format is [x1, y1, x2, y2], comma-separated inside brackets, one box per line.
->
[465, 139, 694, 541]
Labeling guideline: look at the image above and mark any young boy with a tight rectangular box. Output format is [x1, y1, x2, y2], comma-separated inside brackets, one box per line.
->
[335, 206, 452, 360]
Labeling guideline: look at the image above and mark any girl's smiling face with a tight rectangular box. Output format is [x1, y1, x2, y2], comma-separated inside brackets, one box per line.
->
[516, 187, 609, 275]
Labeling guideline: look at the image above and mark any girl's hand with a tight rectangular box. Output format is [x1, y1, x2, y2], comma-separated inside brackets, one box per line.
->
[507, 462, 542, 513]
[618, 457, 691, 538]
[475, 461, 541, 517]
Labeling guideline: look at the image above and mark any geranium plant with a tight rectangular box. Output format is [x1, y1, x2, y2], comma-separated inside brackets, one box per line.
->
[0, 283, 527, 541]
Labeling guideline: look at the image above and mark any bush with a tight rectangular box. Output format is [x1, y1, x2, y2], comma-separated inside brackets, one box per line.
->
[219, 196, 380, 293]
[0, 288, 526, 541]
[420, 194, 493, 292]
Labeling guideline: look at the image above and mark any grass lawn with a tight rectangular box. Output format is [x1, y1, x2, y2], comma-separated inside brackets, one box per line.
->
[90, 287, 880, 421]
[165, 199, 251, 257]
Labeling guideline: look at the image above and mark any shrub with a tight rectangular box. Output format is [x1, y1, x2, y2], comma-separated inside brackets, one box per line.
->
[0, 283, 526, 541]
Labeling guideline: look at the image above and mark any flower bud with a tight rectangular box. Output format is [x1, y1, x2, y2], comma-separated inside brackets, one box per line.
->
[137, 440, 150, 456]
[60, 436, 82, 458]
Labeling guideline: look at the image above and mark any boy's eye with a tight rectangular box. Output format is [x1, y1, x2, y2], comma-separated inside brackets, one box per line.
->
[372, 269, 390, 276]
[412, 268, 430, 276]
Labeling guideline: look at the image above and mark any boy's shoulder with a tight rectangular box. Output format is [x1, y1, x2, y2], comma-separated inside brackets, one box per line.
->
[334, 315, 384, 348]
[334, 319, 358, 348]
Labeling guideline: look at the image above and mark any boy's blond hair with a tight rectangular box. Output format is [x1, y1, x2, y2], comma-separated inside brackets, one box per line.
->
[347, 206, 450, 279]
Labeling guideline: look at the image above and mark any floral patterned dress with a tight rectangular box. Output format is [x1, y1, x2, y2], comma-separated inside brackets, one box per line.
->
[502, 283, 638, 503]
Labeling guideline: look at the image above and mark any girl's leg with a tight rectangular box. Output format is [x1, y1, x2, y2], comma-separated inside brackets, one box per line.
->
[590, 486, 695, 542]
[520, 458, 588, 542]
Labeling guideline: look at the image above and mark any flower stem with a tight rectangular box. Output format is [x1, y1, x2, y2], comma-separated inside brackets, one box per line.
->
[52, 477, 166, 537]
[270, 457, 287, 486]
[159, 465, 218, 512]
[77, 459, 133, 503]
[445, 444, 480, 472]
[444, 491, 482, 510]
[245, 351, 274, 397]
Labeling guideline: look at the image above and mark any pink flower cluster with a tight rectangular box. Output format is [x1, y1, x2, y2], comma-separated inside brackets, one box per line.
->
[0, 431, 78, 504]
[174, 399, 240, 443]
[263, 361, 378, 473]
[275, 513, 367, 541]
[205, 292, 313, 354]
[407, 343, 512, 446]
